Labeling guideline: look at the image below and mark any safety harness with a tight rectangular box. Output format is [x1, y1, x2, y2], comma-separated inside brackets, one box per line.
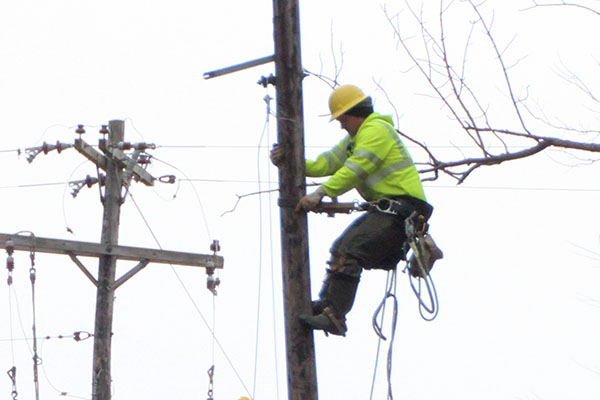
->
[316, 197, 444, 319]
[360, 197, 443, 318]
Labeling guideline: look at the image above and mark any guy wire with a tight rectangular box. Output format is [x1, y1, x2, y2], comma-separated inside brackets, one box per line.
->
[39, 337, 90, 400]
[127, 191, 252, 398]
[7, 285, 34, 356]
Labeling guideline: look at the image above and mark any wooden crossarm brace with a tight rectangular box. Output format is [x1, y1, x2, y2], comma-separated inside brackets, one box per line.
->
[113, 259, 150, 290]
[74, 139, 154, 186]
[66, 254, 152, 290]
[68, 252, 98, 286]
[74, 138, 106, 170]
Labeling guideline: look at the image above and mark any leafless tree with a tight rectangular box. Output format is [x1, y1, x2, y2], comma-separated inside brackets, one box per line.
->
[383, 0, 600, 183]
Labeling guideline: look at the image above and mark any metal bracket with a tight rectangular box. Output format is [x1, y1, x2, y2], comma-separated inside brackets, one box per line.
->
[313, 199, 359, 217]
[204, 55, 274, 79]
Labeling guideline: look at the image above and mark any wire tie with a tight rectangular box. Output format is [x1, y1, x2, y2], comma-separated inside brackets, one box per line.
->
[158, 175, 176, 184]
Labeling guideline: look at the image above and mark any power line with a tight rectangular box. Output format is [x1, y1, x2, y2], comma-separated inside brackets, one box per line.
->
[127, 191, 252, 398]
[3, 179, 600, 193]
[0, 182, 69, 189]
[155, 144, 537, 150]
[0, 144, 539, 154]
[424, 184, 600, 192]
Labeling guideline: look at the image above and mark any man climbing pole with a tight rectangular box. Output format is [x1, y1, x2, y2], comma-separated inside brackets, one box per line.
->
[271, 84, 434, 336]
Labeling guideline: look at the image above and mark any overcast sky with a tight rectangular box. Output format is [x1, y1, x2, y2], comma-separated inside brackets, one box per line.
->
[1, 1, 599, 399]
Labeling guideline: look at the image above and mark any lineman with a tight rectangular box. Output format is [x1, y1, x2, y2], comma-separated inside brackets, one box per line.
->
[271, 84, 432, 336]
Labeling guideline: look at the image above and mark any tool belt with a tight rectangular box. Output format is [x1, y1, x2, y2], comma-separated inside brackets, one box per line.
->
[361, 196, 433, 221]
[403, 210, 443, 278]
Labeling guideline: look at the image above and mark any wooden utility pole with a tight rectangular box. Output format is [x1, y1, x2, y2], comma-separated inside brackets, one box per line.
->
[4, 120, 224, 400]
[273, 1, 318, 399]
[203, 2, 318, 397]
[92, 120, 123, 400]
[0, 232, 223, 400]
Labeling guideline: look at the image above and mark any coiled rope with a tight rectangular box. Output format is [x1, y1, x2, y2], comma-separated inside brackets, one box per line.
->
[370, 268, 399, 400]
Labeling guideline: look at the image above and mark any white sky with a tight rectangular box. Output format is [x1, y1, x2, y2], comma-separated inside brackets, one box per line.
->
[1, 1, 599, 399]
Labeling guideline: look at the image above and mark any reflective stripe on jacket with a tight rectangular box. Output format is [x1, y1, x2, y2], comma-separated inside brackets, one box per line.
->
[305, 113, 426, 202]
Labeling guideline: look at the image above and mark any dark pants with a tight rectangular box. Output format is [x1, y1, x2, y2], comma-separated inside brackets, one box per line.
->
[330, 210, 407, 270]
[314, 210, 407, 320]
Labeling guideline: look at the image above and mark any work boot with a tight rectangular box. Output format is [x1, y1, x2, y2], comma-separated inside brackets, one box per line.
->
[315, 256, 361, 315]
[311, 300, 324, 315]
[302, 261, 361, 336]
[300, 306, 347, 336]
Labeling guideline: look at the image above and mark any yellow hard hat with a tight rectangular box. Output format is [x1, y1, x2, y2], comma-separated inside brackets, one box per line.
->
[328, 84, 368, 121]
[238, 397, 252, 400]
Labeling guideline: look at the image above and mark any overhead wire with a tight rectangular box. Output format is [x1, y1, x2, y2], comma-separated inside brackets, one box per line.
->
[126, 191, 252, 398]
[31, 123, 79, 147]
[122, 117, 146, 142]
[61, 159, 92, 235]
[3, 236, 65, 400]
[180, 178, 279, 185]
[6, 285, 34, 358]
[3, 175, 600, 193]
[265, 97, 281, 400]
[0, 332, 93, 343]
[152, 144, 541, 150]
[38, 337, 91, 400]
[0, 143, 548, 156]
[251, 91, 281, 400]
[126, 122, 285, 397]
[149, 156, 212, 242]
[251, 104, 269, 399]
[0, 182, 69, 189]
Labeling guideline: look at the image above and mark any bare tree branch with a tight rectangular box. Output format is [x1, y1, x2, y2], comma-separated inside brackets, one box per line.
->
[382, 0, 600, 183]
[523, 0, 600, 16]
[467, 1, 532, 135]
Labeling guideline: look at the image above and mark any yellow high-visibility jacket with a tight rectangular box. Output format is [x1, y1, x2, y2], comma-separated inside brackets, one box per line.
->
[306, 113, 426, 202]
